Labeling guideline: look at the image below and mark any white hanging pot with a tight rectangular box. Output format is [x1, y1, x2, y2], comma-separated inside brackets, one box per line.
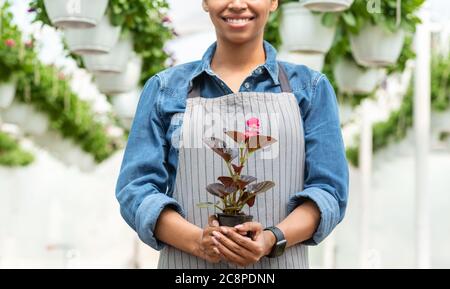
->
[1, 102, 31, 128]
[83, 37, 133, 73]
[300, 0, 354, 12]
[110, 88, 141, 120]
[43, 0, 108, 29]
[32, 131, 97, 172]
[63, 14, 121, 55]
[1, 102, 49, 135]
[280, 3, 336, 53]
[350, 24, 405, 67]
[94, 55, 142, 94]
[277, 50, 325, 71]
[23, 110, 49, 136]
[0, 80, 17, 109]
[333, 58, 386, 94]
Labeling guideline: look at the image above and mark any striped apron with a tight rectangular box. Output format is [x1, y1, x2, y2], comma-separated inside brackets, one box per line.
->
[157, 62, 308, 269]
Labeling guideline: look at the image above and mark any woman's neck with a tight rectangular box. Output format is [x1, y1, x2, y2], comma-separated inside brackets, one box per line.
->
[210, 37, 266, 74]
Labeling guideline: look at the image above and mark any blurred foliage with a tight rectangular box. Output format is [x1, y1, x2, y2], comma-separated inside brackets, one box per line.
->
[347, 51, 450, 167]
[0, 131, 34, 167]
[1, 1, 122, 163]
[29, 0, 174, 86]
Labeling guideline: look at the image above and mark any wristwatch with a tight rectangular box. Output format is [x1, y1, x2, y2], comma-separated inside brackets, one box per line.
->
[264, 226, 287, 258]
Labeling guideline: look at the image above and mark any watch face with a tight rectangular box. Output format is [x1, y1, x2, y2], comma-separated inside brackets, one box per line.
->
[275, 239, 287, 256]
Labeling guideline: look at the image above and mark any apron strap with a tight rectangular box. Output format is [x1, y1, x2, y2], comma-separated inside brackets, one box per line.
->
[187, 61, 292, 98]
[277, 62, 292, 93]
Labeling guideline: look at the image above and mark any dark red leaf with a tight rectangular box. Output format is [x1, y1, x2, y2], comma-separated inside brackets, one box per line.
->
[225, 130, 246, 144]
[246, 135, 277, 153]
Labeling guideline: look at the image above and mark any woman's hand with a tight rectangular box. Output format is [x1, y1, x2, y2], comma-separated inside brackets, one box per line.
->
[211, 222, 276, 267]
[195, 215, 222, 264]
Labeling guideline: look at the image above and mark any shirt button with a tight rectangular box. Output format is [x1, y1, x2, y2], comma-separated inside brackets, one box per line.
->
[255, 67, 263, 74]
[244, 82, 251, 89]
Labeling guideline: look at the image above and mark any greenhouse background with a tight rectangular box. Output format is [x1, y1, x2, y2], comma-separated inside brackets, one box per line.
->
[0, 0, 449, 268]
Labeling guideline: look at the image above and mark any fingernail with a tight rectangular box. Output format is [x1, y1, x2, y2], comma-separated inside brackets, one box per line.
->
[235, 224, 243, 229]
[211, 237, 219, 244]
[212, 231, 220, 239]
[221, 227, 228, 234]
[213, 247, 220, 255]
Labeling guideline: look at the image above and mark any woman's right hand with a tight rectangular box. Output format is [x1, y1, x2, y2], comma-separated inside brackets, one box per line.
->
[196, 215, 222, 263]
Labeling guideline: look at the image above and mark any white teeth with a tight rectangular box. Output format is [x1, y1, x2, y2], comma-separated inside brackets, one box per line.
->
[226, 18, 251, 24]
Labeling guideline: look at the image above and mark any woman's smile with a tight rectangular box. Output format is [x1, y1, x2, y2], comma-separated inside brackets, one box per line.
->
[221, 15, 256, 29]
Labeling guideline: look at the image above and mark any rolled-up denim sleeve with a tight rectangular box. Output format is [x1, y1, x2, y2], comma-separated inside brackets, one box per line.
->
[288, 75, 349, 245]
[115, 75, 184, 251]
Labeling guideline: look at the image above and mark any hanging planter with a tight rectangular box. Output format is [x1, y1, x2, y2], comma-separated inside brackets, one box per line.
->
[42, 0, 108, 29]
[94, 54, 142, 94]
[1, 102, 49, 136]
[280, 3, 336, 53]
[300, 0, 354, 12]
[33, 131, 97, 172]
[350, 24, 405, 67]
[83, 37, 133, 73]
[63, 14, 121, 55]
[277, 50, 325, 71]
[110, 88, 141, 120]
[0, 80, 17, 109]
[333, 58, 386, 94]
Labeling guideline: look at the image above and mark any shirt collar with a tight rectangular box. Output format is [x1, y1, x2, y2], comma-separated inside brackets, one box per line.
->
[190, 40, 280, 87]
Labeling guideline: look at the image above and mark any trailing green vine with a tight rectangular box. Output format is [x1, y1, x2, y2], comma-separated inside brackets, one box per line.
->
[0, 131, 34, 167]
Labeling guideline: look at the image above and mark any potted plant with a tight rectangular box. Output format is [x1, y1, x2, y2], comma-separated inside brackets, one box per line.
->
[63, 14, 121, 55]
[350, 24, 405, 67]
[333, 57, 386, 94]
[94, 54, 142, 94]
[277, 50, 325, 71]
[197, 117, 277, 227]
[0, 78, 17, 109]
[0, 36, 21, 109]
[83, 37, 133, 73]
[300, 0, 354, 12]
[344, 0, 424, 67]
[1, 102, 49, 136]
[280, 2, 336, 53]
[41, 0, 108, 29]
[30, 0, 174, 86]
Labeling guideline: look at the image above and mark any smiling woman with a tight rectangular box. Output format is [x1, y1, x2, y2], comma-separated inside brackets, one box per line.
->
[115, 0, 349, 269]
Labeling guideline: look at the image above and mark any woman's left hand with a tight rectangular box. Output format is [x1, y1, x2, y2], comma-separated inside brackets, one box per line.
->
[211, 222, 276, 267]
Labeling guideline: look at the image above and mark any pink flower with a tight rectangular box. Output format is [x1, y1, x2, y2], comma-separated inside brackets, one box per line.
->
[162, 15, 172, 23]
[5, 39, 15, 47]
[245, 117, 260, 139]
[25, 40, 34, 48]
[246, 117, 260, 129]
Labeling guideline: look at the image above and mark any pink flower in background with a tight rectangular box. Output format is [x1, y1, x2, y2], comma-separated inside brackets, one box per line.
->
[162, 15, 172, 23]
[5, 39, 15, 47]
[58, 72, 66, 80]
[245, 117, 260, 139]
[25, 40, 34, 48]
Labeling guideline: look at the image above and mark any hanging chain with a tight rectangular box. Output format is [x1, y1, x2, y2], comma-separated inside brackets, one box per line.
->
[34, 59, 40, 85]
[396, 0, 402, 27]
[24, 80, 31, 103]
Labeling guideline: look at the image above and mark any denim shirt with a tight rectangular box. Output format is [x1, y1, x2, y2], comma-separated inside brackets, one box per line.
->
[115, 40, 349, 251]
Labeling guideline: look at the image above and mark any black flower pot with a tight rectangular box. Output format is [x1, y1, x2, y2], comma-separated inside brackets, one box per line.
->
[216, 213, 253, 227]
